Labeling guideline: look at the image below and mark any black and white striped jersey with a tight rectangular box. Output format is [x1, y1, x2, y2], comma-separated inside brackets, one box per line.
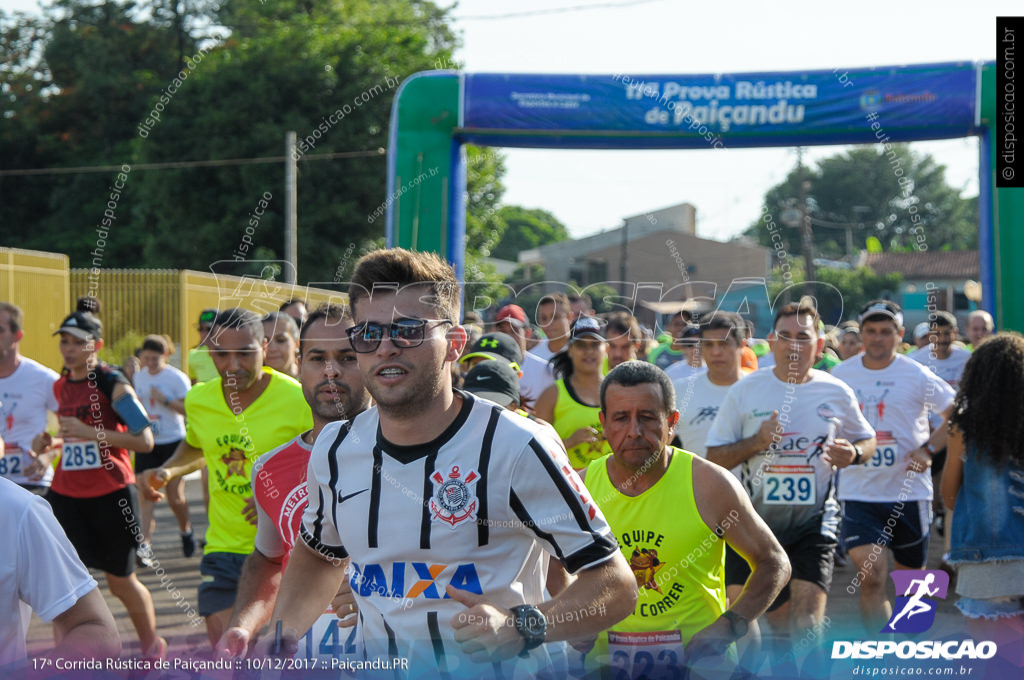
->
[300, 391, 618, 678]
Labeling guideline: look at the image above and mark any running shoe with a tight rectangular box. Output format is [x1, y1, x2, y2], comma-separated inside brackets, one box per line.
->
[181, 530, 197, 558]
[136, 544, 155, 569]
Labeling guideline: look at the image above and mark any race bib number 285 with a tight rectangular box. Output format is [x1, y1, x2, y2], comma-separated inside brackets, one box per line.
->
[61, 440, 101, 471]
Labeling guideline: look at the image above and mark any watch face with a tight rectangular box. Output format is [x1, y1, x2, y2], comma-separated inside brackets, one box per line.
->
[515, 605, 547, 638]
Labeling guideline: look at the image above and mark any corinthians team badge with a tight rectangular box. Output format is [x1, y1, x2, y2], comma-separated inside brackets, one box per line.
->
[429, 465, 480, 528]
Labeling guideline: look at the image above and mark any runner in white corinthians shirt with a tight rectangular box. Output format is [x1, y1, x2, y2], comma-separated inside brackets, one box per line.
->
[831, 300, 955, 632]
[0, 303, 59, 493]
[706, 302, 875, 672]
[217, 303, 371, 659]
[270, 249, 636, 679]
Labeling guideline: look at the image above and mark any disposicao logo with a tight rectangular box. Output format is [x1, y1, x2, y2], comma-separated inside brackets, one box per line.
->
[883, 569, 948, 634]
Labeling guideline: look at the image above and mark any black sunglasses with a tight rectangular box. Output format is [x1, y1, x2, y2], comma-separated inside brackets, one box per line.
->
[347, 318, 453, 353]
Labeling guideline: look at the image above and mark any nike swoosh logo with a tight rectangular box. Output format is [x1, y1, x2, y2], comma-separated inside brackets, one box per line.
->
[338, 488, 369, 503]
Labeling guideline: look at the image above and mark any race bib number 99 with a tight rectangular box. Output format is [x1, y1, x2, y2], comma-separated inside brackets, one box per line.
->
[608, 630, 684, 680]
[763, 465, 816, 505]
[870, 437, 899, 468]
[61, 440, 101, 471]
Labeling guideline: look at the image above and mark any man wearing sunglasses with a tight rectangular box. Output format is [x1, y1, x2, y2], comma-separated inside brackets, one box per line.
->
[270, 248, 636, 678]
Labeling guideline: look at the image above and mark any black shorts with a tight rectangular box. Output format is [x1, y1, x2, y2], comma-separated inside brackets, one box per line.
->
[134, 440, 180, 473]
[842, 499, 931, 568]
[726, 532, 836, 612]
[46, 485, 143, 577]
[198, 552, 247, 616]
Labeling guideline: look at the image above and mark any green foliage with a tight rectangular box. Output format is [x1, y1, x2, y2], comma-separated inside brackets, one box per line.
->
[768, 262, 903, 325]
[745, 145, 978, 260]
[1, 0, 457, 283]
[492, 205, 570, 262]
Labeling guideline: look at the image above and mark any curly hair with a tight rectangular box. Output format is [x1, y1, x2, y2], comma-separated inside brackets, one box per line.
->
[949, 331, 1024, 469]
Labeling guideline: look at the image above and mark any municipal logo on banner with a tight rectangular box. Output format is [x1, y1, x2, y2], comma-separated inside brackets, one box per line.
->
[883, 569, 949, 634]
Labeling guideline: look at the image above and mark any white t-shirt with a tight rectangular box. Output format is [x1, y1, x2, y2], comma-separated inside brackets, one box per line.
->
[133, 365, 190, 444]
[518, 350, 555, 406]
[0, 357, 59, 487]
[301, 393, 617, 678]
[673, 370, 728, 458]
[907, 346, 971, 388]
[0, 477, 97, 668]
[706, 368, 875, 544]
[832, 355, 956, 502]
[664, 360, 704, 383]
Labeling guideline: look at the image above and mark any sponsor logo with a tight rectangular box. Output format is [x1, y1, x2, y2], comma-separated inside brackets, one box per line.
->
[349, 562, 481, 599]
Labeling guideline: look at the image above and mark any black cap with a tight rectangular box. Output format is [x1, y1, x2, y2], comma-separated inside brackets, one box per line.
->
[569, 316, 605, 343]
[459, 333, 523, 369]
[672, 323, 701, 347]
[53, 311, 102, 341]
[463, 361, 520, 408]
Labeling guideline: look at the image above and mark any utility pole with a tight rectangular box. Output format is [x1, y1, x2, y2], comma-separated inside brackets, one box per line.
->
[797, 147, 815, 281]
[284, 131, 298, 284]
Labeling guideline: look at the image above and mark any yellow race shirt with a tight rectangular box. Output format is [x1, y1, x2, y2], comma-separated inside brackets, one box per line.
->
[583, 448, 729, 676]
[185, 367, 312, 554]
[553, 378, 612, 469]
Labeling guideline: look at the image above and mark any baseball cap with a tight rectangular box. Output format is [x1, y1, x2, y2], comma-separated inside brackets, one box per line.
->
[463, 361, 520, 408]
[913, 322, 931, 341]
[198, 309, 217, 326]
[496, 304, 529, 329]
[858, 300, 904, 328]
[569, 316, 605, 343]
[53, 311, 102, 341]
[672, 324, 701, 347]
[459, 333, 523, 369]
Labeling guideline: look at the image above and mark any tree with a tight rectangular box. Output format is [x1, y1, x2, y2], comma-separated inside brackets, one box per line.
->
[744, 145, 978, 263]
[767, 262, 903, 326]
[491, 206, 570, 262]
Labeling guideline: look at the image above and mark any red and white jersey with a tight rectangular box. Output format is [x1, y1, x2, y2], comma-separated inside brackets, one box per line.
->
[301, 392, 617, 678]
[0, 357, 58, 487]
[832, 354, 956, 502]
[252, 434, 313, 567]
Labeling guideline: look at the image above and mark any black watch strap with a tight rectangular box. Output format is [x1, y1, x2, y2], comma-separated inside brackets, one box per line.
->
[511, 605, 547, 658]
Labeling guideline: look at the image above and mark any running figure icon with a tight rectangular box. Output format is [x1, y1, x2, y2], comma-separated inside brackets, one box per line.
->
[887, 573, 940, 630]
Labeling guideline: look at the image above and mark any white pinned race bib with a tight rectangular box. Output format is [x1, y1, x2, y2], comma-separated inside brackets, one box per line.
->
[61, 439, 102, 471]
[763, 464, 816, 505]
[607, 630, 685, 680]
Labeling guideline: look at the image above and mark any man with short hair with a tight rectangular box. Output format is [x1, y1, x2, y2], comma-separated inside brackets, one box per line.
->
[217, 304, 370, 658]
[832, 301, 956, 632]
[663, 324, 704, 382]
[494, 304, 553, 407]
[140, 307, 313, 644]
[270, 248, 637, 676]
[965, 309, 994, 350]
[907, 311, 970, 388]
[0, 302, 59, 494]
[188, 309, 219, 384]
[706, 303, 876, 670]
[532, 293, 572, 361]
[279, 298, 309, 328]
[604, 312, 643, 370]
[568, 293, 594, 323]
[647, 311, 692, 370]
[581, 361, 790, 677]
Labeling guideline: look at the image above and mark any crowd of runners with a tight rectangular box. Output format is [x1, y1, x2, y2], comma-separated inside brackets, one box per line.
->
[1, 246, 1021, 679]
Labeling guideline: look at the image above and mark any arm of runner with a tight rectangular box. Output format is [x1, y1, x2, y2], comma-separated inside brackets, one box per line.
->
[49, 587, 121, 661]
[138, 439, 205, 501]
[824, 436, 876, 469]
[907, 403, 954, 472]
[940, 425, 965, 512]
[448, 551, 636, 662]
[265, 540, 349, 656]
[57, 383, 155, 453]
[217, 549, 285, 658]
[686, 457, 790, 660]
[533, 383, 557, 427]
[706, 410, 781, 470]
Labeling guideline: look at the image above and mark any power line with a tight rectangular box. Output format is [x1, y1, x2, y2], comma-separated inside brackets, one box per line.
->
[455, 0, 667, 21]
[0, 148, 386, 177]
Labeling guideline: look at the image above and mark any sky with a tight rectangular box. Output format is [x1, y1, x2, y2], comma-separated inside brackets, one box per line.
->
[447, 0, 1014, 240]
[6, 0, 1014, 242]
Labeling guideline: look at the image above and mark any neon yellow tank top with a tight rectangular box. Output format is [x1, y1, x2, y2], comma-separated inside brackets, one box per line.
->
[583, 448, 729, 672]
[553, 378, 611, 469]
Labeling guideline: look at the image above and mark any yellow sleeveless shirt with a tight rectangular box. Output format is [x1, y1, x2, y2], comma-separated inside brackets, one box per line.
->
[583, 448, 729, 674]
[553, 378, 612, 469]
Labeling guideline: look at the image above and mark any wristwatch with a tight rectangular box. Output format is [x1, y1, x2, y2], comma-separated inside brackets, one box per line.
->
[853, 444, 864, 465]
[720, 609, 749, 639]
[510, 604, 547, 658]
